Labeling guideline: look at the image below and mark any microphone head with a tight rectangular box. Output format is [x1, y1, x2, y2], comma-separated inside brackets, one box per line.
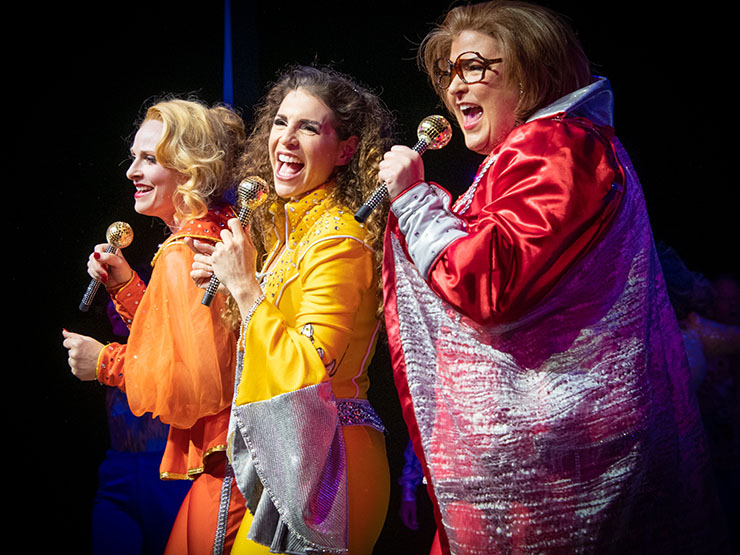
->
[105, 221, 134, 249]
[237, 176, 269, 211]
[417, 115, 452, 150]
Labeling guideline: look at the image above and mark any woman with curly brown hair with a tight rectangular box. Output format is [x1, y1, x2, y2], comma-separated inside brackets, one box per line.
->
[190, 65, 395, 554]
[63, 98, 248, 553]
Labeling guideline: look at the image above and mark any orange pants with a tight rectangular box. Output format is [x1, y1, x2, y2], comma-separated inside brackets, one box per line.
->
[165, 455, 246, 554]
[232, 426, 390, 554]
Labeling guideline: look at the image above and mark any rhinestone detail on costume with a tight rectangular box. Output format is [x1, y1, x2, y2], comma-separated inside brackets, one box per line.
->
[336, 399, 385, 433]
[452, 154, 497, 215]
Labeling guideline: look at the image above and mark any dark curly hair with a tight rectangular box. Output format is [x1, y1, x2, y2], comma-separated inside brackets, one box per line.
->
[236, 64, 396, 313]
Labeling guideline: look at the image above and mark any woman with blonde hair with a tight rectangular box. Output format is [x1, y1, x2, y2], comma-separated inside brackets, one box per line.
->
[190, 65, 394, 554]
[63, 97, 247, 553]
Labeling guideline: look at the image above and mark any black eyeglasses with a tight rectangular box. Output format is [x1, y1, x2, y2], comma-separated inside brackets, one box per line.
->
[434, 51, 503, 89]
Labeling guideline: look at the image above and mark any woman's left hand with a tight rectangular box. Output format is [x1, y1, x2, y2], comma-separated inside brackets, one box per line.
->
[208, 218, 263, 310]
[62, 329, 104, 381]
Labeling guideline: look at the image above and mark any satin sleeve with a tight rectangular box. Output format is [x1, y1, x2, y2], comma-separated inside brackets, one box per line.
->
[109, 271, 147, 328]
[96, 341, 126, 388]
[96, 274, 146, 388]
[401, 118, 624, 325]
[235, 236, 375, 406]
[119, 241, 236, 429]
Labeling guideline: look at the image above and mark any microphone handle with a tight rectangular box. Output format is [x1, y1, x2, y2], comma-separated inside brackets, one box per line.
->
[354, 138, 431, 223]
[200, 206, 254, 307]
[78, 245, 117, 312]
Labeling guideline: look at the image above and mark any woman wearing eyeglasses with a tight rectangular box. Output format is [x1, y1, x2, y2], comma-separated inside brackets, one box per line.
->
[380, 1, 726, 553]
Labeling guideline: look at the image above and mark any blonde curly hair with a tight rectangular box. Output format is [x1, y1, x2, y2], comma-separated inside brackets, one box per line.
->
[142, 98, 246, 225]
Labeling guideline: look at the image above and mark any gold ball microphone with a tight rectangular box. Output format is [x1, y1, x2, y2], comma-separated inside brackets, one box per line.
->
[354, 115, 452, 223]
[79, 221, 134, 312]
[201, 176, 269, 306]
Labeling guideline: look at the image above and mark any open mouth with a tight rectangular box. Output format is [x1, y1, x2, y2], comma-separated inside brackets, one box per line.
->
[275, 153, 305, 179]
[134, 184, 153, 198]
[460, 104, 483, 129]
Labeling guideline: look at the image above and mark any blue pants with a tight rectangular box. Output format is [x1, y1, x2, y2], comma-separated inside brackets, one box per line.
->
[91, 450, 191, 555]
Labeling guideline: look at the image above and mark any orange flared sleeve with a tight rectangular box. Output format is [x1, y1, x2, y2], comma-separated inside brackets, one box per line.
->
[118, 240, 236, 429]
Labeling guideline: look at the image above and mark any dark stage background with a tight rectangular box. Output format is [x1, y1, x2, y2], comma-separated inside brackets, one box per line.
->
[16, 1, 736, 552]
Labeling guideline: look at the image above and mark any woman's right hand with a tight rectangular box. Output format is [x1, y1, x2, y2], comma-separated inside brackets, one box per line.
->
[88, 243, 133, 289]
[188, 223, 262, 311]
[378, 145, 425, 199]
[210, 219, 262, 311]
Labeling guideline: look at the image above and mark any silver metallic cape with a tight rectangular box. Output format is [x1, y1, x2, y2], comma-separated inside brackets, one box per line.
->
[229, 366, 349, 554]
[389, 136, 723, 552]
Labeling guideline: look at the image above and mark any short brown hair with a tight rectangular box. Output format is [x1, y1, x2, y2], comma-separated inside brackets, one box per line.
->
[419, 0, 592, 122]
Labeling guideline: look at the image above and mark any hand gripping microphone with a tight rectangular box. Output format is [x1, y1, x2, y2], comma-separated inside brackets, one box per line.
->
[79, 221, 134, 312]
[201, 176, 268, 307]
[354, 115, 452, 223]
